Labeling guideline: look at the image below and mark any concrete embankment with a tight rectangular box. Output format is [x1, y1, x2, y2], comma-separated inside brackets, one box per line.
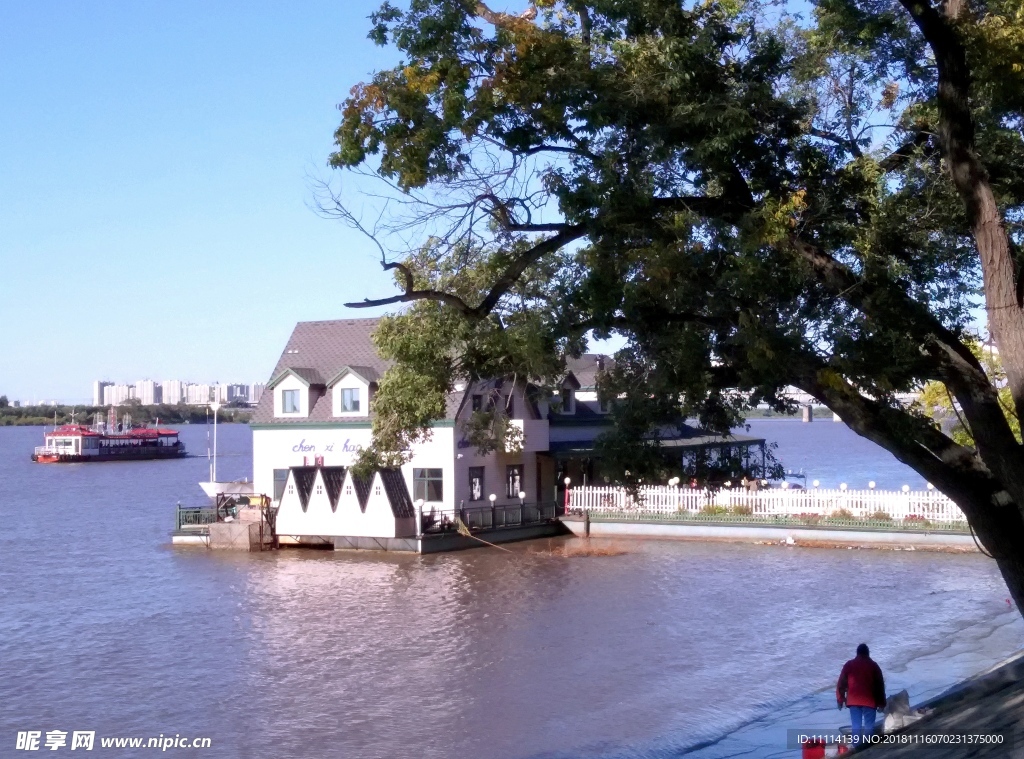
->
[860, 651, 1024, 758]
[559, 515, 979, 551]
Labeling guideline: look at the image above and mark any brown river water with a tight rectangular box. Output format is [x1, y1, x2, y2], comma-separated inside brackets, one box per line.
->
[1, 423, 1021, 758]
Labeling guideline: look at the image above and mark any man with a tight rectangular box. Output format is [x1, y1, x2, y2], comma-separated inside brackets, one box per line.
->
[837, 643, 886, 748]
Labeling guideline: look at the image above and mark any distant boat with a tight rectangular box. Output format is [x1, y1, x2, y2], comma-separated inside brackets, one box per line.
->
[32, 412, 186, 463]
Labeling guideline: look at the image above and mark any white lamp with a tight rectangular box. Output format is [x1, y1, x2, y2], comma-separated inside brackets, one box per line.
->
[869, 481, 876, 490]
[927, 482, 935, 491]
[812, 480, 820, 488]
[489, 493, 497, 503]
[781, 481, 789, 490]
[563, 477, 571, 486]
[840, 483, 848, 491]
[902, 485, 910, 493]
[518, 491, 526, 504]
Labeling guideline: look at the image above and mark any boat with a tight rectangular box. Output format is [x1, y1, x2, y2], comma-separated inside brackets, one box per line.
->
[197, 402, 252, 498]
[32, 410, 186, 463]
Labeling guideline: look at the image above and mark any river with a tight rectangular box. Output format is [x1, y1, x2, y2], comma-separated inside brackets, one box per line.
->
[1, 422, 1021, 758]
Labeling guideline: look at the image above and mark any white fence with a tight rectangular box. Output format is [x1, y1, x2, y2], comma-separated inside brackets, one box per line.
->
[567, 485, 966, 523]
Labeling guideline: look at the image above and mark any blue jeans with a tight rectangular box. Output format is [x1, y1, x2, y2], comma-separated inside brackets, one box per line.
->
[849, 706, 876, 748]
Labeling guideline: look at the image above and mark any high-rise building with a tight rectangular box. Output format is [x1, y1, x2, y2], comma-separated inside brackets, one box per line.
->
[250, 383, 266, 405]
[226, 384, 249, 403]
[104, 384, 134, 406]
[186, 383, 212, 405]
[134, 380, 161, 406]
[92, 381, 112, 406]
[162, 380, 183, 405]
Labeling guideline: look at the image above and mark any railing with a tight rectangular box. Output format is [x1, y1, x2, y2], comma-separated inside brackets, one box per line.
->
[420, 502, 560, 535]
[567, 486, 967, 525]
[175, 506, 220, 532]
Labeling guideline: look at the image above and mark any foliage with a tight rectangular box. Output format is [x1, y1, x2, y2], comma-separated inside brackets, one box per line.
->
[918, 339, 1020, 446]
[327, 0, 1024, 603]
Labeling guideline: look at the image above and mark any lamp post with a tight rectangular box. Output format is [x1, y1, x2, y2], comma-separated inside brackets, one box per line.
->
[518, 490, 526, 522]
[489, 493, 497, 529]
[210, 401, 222, 483]
[563, 476, 571, 513]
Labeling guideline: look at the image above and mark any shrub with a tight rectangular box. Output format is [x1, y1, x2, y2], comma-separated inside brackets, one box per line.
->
[870, 510, 893, 522]
[700, 504, 729, 516]
[831, 508, 854, 520]
[731, 504, 753, 516]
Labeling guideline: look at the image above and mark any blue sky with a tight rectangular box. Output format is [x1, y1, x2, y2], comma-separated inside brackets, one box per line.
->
[0, 1, 406, 403]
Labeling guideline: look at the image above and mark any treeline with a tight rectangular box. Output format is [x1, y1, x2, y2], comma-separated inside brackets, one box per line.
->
[0, 398, 251, 426]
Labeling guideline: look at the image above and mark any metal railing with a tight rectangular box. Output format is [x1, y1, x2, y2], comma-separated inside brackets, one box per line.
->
[567, 485, 967, 526]
[175, 506, 220, 532]
[420, 501, 560, 535]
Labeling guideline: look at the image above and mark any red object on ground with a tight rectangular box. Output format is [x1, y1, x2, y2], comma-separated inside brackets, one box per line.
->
[837, 655, 886, 708]
[801, 738, 826, 759]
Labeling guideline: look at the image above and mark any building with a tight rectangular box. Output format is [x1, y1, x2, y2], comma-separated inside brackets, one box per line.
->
[225, 384, 249, 404]
[251, 319, 766, 544]
[249, 383, 265, 405]
[103, 384, 135, 406]
[186, 383, 212, 405]
[134, 380, 161, 406]
[92, 381, 112, 406]
[162, 380, 184, 405]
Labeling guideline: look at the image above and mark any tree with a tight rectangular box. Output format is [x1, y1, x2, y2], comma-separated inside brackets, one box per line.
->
[0, 396, 8, 409]
[326, 0, 1024, 610]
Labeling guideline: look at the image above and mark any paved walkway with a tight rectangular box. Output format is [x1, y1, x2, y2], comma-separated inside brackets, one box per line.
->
[859, 652, 1024, 757]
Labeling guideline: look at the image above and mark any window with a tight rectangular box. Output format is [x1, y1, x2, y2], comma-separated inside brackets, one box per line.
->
[599, 395, 610, 413]
[468, 467, 485, 502]
[413, 468, 444, 502]
[341, 387, 360, 412]
[506, 465, 523, 498]
[273, 469, 289, 501]
[471, 394, 482, 412]
[560, 388, 575, 414]
[282, 389, 300, 413]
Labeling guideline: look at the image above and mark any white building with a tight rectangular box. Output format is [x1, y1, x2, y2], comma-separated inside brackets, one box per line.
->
[250, 319, 636, 542]
[186, 383, 212, 405]
[92, 381, 112, 406]
[162, 380, 184, 405]
[134, 380, 161, 406]
[249, 383, 266, 404]
[226, 384, 249, 404]
[104, 384, 135, 406]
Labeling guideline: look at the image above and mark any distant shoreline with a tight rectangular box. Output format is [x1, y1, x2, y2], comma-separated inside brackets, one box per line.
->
[0, 403, 252, 426]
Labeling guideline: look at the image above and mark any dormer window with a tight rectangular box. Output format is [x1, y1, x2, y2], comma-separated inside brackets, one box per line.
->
[341, 388, 360, 413]
[472, 394, 483, 412]
[560, 388, 575, 414]
[282, 389, 300, 413]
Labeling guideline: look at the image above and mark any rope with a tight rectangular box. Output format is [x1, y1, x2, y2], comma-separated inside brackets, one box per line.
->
[455, 516, 514, 553]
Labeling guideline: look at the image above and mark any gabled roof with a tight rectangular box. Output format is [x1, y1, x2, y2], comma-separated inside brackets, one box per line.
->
[292, 466, 318, 512]
[349, 471, 374, 512]
[267, 367, 325, 389]
[325, 365, 381, 388]
[253, 319, 391, 424]
[379, 469, 415, 518]
[565, 354, 613, 390]
[321, 466, 347, 510]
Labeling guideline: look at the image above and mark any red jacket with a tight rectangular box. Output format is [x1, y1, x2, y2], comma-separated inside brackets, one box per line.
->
[837, 655, 886, 708]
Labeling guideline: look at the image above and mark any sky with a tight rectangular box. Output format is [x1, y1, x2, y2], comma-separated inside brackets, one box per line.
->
[0, 1, 413, 403]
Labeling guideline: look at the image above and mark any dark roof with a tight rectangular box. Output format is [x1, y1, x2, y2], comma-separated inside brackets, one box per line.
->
[565, 354, 613, 389]
[252, 319, 390, 424]
[292, 466, 318, 511]
[350, 471, 374, 512]
[321, 466, 347, 510]
[379, 469, 415, 518]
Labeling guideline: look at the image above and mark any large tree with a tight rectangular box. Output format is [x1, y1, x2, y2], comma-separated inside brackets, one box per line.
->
[325, 0, 1024, 608]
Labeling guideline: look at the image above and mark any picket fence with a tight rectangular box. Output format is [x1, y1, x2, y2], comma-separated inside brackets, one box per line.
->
[567, 485, 966, 523]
